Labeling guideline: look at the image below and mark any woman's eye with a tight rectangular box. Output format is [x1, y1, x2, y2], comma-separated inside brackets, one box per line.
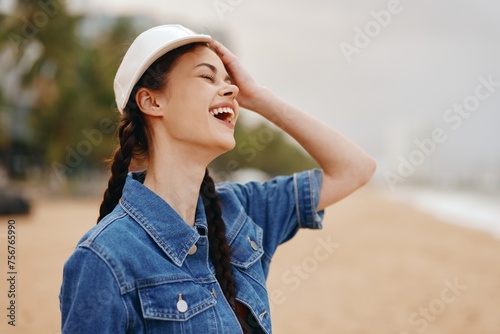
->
[201, 74, 215, 82]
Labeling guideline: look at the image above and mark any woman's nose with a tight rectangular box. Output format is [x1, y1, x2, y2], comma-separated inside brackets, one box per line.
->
[219, 83, 239, 98]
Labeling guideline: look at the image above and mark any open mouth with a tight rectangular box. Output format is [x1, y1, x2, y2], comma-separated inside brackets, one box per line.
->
[209, 107, 235, 124]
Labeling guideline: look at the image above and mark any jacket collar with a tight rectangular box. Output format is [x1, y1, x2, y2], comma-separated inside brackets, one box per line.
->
[119, 172, 208, 267]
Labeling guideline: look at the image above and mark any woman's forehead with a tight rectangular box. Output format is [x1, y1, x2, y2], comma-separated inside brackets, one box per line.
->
[176, 46, 227, 75]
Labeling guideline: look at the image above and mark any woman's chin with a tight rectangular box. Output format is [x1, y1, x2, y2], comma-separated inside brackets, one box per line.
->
[211, 138, 236, 157]
[221, 138, 236, 153]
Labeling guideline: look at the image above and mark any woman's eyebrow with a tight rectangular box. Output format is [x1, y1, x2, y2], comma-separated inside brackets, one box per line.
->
[196, 62, 217, 72]
[195, 63, 232, 82]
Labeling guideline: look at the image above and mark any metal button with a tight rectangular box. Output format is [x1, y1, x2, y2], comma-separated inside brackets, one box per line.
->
[177, 293, 188, 313]
[188, 244, 197, 255]
[248, 237, 258, 251]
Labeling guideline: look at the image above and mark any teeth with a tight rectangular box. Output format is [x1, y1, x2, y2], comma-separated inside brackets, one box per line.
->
[209, 107, 235, 123]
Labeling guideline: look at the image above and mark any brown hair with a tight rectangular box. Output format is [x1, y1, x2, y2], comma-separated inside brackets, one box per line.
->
[97, 43, 248, 329]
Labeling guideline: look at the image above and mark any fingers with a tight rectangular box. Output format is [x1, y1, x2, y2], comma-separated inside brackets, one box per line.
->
[209, 40, 230, 56]
[209, 39, 260, 109]
[209, 40, 238, 67]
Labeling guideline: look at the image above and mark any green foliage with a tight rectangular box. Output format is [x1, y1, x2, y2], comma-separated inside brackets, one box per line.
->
[210, 115, 318, 177]
[0, 2, 138, 179]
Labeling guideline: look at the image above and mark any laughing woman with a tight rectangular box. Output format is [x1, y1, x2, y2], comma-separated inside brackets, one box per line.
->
[60, 25, 375, 333]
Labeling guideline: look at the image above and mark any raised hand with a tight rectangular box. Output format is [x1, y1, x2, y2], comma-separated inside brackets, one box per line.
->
[209, 40, 264, 111]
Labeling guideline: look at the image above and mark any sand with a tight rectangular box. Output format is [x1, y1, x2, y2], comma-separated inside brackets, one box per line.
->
[0, 187, 499, 333]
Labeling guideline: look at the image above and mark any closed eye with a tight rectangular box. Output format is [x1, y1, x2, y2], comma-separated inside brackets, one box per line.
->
[200, 74, 215, 82]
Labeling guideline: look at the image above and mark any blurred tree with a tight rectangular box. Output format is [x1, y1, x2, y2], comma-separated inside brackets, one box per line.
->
[0, 2, 139, 181]
[210, 115, 318, 177]
[0, 0, 83, 178]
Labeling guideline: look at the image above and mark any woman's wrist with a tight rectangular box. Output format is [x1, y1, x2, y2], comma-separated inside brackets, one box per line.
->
[241, 86, 276, 116]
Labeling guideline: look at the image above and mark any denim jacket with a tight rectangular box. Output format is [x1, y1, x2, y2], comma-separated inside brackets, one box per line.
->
[60, 169, 324, 334]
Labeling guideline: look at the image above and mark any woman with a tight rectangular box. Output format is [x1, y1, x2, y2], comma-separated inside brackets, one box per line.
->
[60, 24, 375, 333]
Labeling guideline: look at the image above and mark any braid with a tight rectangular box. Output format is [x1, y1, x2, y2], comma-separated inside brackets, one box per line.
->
[201, 169, 237, 306]
[201, 170, 256, 332]
[97, 111, 144, 223]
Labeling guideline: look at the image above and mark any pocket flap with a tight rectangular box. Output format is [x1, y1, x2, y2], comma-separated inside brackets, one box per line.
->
[229, 217, 264, 269]
[139, 281, 216, 321]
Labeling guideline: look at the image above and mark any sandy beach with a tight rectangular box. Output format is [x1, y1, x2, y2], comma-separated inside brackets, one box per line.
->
[0, 186, 499, 333]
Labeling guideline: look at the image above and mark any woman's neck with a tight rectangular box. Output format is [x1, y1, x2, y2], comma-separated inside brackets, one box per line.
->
[143, 147, 209, 227]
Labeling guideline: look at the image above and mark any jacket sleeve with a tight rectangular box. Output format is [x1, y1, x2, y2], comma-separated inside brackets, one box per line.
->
[217, 169, 325, 256]
[60, 247, 127, 334]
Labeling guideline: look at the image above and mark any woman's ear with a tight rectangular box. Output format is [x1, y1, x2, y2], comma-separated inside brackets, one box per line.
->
[135, 88, 164, 116]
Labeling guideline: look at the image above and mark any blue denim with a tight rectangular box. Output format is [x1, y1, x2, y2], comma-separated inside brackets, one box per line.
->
[60, 169, 324, 333]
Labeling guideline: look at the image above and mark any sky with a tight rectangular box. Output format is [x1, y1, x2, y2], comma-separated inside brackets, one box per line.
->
[5, 0, 500, 190]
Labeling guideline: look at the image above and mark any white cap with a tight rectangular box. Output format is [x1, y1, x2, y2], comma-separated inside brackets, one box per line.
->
[113, 24, 211, 113]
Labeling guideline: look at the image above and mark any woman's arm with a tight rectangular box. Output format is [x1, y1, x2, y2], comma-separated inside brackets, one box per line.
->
[210, 41, 376, 210]
[61, 248, 127, 332]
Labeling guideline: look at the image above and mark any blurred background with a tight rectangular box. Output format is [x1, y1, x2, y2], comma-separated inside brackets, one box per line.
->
[0, 0, 499, 333]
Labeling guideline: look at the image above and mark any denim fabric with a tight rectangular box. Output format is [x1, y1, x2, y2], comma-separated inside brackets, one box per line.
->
[60, 169, 324, 334]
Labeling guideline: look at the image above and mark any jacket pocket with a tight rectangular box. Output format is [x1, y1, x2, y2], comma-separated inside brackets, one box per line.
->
[228, 216, 264, 269]
[139, 281, 217, 333]
[228, 215, 268, 290]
